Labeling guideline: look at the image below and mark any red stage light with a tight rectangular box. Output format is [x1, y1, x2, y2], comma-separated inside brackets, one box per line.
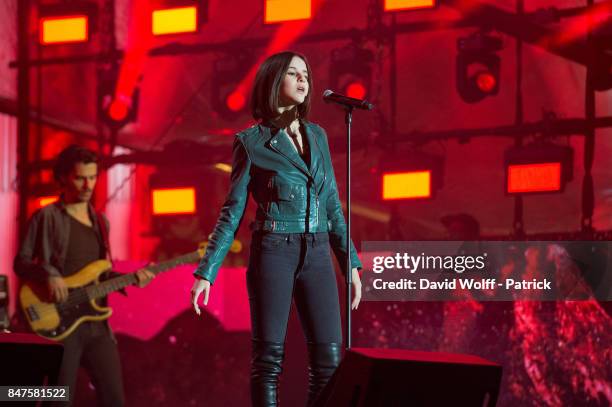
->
[476, 71, 497, 93]
[152, 188, 196, 215]
[346, 82, 367, 100]
[265, 0, 311, 24]
[382, 171, 432, 200]
[507, 163, 562, 193]
[384, 0, 435, 12]
[226, 91, 246, 112]
[108, 99, 129, 122]
[40, 15, 89, 44]
[152, 6, 198, 36]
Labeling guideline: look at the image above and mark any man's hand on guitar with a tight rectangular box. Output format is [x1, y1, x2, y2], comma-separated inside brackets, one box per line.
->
[48, 276, 69, 303]
[136, 268, 155, 288]
[191, 277, 211, 316]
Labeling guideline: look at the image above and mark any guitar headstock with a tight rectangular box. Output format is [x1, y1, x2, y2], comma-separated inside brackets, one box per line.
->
[197, 241, 207, 259]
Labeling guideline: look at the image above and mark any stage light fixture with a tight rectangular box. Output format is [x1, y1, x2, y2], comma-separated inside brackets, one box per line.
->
[40, 16, 88, 44]
[329, 44, 374, 102]
[383, 171, 432, 200]
[384, 0, 435, 12]
[152, 187, 197, 215]
[211, 53, 252, 120]
[264, 0, 312, 24]
[98, 66, 140, 130]
[456, 31, 502, 103]
[149, 167, 204, 218]
[504, 144, 573, 194]
[226, 91, 247, 113]
[38, 2, 97, 45]
[345, 81, 368, 100]
[380, 152, 444, 201]
[152, 5, 199, 36]
[148, 167, 210, 257]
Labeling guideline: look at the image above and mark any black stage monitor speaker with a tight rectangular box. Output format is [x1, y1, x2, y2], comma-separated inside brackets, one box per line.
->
[0, 333, 63, 386]
[316, 347, 502, 407]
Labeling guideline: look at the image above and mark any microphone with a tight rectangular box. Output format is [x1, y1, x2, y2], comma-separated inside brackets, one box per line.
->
[322, 89, 374, 110]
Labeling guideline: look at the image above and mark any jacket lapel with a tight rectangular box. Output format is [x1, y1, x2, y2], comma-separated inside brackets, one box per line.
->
[303, 123, 317, 173]
[265, 125, 312, 178]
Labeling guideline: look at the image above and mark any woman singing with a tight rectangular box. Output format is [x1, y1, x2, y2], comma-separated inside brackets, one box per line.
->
[190, 51, 363, 407]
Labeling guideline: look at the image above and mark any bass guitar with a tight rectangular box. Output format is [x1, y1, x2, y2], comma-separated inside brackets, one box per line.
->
[20, 245, 206, 341]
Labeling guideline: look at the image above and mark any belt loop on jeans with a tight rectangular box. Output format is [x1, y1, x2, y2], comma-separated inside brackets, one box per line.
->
[312, 233, 317, 247]
[287, 234, 293, 243]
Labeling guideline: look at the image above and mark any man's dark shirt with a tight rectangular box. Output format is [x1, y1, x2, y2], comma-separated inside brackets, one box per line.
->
[13, 200, 110, 282]
[63, 216, 105, 277]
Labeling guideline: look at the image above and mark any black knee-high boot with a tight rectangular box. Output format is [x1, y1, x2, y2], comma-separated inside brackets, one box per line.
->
[251, 339, 285, 407]
[306, 342, 342, 407]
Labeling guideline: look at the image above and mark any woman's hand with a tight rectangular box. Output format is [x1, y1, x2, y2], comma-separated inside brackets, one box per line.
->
[191, 277, 211, 316]
[351, 268, 362, 310]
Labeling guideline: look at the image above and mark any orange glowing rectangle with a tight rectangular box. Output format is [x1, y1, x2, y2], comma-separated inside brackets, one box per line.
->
[384, 0, 435, 11]
[152, 188, 196, 214]
[40, 15, 88, 44]
[38, 196, 59, 207]
[382, 171, 432, 200]
[265, 0, 311, 24]
[152, 6, 198, 35]
[507, 162, 562, 193]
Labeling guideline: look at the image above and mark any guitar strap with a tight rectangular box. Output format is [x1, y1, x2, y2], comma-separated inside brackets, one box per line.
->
[96, 211, 113, 262]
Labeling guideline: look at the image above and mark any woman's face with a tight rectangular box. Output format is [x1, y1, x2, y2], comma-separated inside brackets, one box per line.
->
[278, 55, 309, 110]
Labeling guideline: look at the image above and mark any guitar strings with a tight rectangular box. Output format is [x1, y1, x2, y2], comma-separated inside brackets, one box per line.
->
[32, 275, 137, 318]
[32, 287, 98, 319]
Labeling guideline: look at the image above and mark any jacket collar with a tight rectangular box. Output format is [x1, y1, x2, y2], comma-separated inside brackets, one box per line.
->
[55, 196, 109, 254]
[262, 120, 317, 179]
[55, 196, 100, 226]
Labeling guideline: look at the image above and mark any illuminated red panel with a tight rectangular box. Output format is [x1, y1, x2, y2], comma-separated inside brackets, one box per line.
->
[265, 0, 311, 24]
[382, 171, 431, 200]
[40, 15, 88, 44]
[38, 196, 59, 208]
[152, 6, 198, 36]
[507, 163, 562, 193]
[384, 0, 435, 11]
[152, 188, 196, 215]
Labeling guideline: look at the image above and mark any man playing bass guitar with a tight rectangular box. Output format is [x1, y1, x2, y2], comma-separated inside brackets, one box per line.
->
[14, 145, 155, 407]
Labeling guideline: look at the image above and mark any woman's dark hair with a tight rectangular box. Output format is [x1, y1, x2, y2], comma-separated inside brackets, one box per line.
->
[250, 51, 313, 121]
[53, 144, 98, 182]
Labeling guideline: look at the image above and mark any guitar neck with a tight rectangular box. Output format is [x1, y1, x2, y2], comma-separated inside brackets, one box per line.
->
[87, 251, 201, 300]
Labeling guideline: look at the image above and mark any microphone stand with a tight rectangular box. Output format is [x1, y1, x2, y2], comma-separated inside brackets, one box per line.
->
[344, 106, 353, 350]
[324, 90, 372, 351]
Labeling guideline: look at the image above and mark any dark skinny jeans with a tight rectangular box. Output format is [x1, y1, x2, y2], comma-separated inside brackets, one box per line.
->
[247, 232, 342, 345]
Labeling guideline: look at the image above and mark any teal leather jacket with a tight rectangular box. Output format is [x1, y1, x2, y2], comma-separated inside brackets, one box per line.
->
[193, 121, 362, 284]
